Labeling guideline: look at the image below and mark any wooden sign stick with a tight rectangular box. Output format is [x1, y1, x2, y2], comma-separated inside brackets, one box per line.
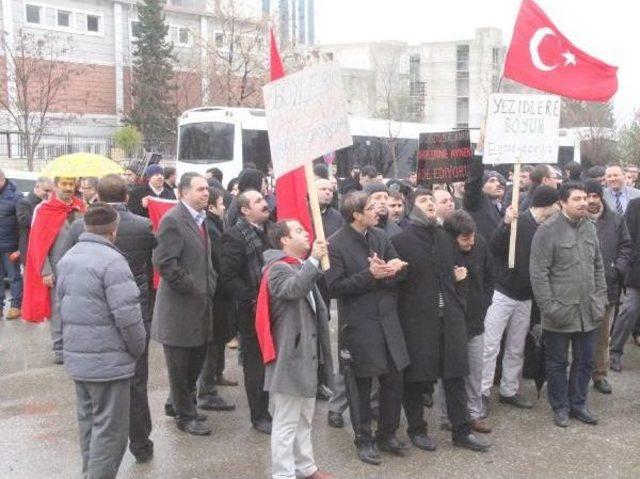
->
[304, 163, 330, 270]
[508, 161, 521, 269]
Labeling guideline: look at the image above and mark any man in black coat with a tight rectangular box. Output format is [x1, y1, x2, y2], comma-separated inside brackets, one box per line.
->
[463, 155, 505, 243]
[393, 188, 490, 453]
[0, 171, 24, 319]
[64, 174, 157, 462]
[481, 186, 560, 415]
[16, 177, 53, 266]
[195, 188, 236, 411]
[126, 164, 176, 218]
[324, 191, 410, 465]
[220, 189, 273, 434]
[151, 173, 217, 436]
[583, 180, 633, 393]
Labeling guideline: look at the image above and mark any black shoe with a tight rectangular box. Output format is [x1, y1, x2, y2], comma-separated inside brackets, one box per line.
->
[593, 379, 612, 394]
[198, 396, 236, 411]
[377, 436, 409, 457]
[609, 356, 622, 372]
[357, 444, 381, 465]
[252, 418, 272, 435]
[499, 393, 534, 409]
[165, 404, 207, 421]
[452, 433, 491, 452]
[423, 393, 433, 408]
[53, 355, 64, 365]
[327, 411, 344, 428]
[133, 449, 154, 464]
[410, 433, 437, 451]
[316, 384, 333, 401]
[440, 422, 452, 432]
[176, 419, 211, 436]
[553, 410, 569, 428]
[570, 408, 598, 425]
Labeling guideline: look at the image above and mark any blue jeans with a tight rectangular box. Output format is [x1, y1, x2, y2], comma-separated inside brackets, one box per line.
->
[544, 329, 597, 413]
[0, 251, 23, 308]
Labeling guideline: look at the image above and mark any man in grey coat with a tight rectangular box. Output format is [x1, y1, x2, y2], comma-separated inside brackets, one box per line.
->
[261, 220, 334, 479]
[530, 182, 608, 428]
[151, 173, 217, 436]
[57, 203, 146, 479]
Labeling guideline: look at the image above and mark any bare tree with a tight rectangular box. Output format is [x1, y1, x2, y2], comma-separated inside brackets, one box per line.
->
[618, 109, 640, 166]
[0, 30, 84, 170]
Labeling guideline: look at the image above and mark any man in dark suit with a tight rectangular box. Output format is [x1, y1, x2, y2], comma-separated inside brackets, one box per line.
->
[151, 173, 217, 436]
[16, 177, 53, 266]
[220, 189, 272, 434]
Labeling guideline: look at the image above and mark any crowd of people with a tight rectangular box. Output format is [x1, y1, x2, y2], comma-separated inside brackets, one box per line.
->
[5, 156, 640, 479]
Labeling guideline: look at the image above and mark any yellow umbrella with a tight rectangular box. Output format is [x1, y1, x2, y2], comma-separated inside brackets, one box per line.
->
[41, 153, 124, 178]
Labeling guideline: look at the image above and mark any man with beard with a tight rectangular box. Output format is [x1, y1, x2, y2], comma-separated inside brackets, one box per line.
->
[463, 156, 505, 244]
[386, 191, 406, 226]
[221, 189, 273, 434]
[392, 189, 490, 453]
[325, 191, 410, 465]
[317, 178, 343, 238]
[531, 182, 607, 428]
[363, 182, 402, 238]
[582, 180, 633, 394]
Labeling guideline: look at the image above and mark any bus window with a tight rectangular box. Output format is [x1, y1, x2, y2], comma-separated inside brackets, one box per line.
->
[179, 122, 235, 164]
[242, 129, 272, 173]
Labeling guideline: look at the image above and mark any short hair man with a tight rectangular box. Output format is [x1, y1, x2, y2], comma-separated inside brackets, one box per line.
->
[625, 165, 639, 188]
[519, 165, 557, 211]
[363, 182, 402, 237]
[583, 180, 633, 393]
[603, 164, 640, 214]
[317, 178, 343, 238]
[260, 220, 334, 479]
[163, 166, 177, 189]
[126, 165, 177, 217]
[151, 173, 218, 436]
[0, 169, 25, 319]
[57, 203, 146, 478]
[16, 176, 53, 268]
[530, 182, 608, 428]
[585, 165, 606, 186]
[433, 188, 455, 224]
[359, 165, 378, 189]
[386, 191, 405, 225]
[80, 177, 99, 205]
[480, 186, 560, 418]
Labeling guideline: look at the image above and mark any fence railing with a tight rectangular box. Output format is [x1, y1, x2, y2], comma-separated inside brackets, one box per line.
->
[0, 131, 177, 164]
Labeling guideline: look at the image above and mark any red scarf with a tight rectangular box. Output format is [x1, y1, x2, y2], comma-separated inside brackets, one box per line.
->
[255, 256, 301, 365]
[22, 195, 86, 322]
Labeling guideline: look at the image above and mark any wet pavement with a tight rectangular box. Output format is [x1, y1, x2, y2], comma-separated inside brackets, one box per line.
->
[2, 317, 640, 479]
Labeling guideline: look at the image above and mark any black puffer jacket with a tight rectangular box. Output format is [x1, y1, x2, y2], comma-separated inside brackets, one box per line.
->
[0, 180, 24, 251]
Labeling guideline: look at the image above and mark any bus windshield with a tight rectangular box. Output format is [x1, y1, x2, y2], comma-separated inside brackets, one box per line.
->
[178, 122, 235, 164]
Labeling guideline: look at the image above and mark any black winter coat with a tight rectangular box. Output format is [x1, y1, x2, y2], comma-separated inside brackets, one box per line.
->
[0, 180, 23, 251]
[325, 225, 410, 378]
[392, 223, 469, 381]
[463, 155, 504, 244]
[126, 184, 176, 218]
[16, 192, 42, 264]
[491, 210, 539, 301]
[206, 212, 234, 343]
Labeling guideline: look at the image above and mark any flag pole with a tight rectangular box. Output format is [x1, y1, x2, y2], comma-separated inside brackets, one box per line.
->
[508, 157, 521, 269]
[303, 163, 330, 270]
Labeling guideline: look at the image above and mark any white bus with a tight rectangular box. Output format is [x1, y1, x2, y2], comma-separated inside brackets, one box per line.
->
[176, 106, 581, 184]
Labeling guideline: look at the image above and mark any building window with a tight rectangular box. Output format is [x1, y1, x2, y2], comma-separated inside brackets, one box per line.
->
[25, 4, 42, 24]
[456, 70, 469, 97]
[57, 10, 72, 28]
[131, 21, 141, 39]
[179, 27, 190, 45]
[456, 44, 469, 71]
[456, 97, 469, 128]
[215, 32, 225, 48]
[86, 15, 100, 33]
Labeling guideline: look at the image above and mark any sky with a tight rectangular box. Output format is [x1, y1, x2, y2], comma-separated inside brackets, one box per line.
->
[314, 0, 639, 126]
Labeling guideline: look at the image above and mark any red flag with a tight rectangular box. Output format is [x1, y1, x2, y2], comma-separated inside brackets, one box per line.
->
[270, 28, 314, 240]
[503, 0, 618, 102]
[147, 197, 178, 288]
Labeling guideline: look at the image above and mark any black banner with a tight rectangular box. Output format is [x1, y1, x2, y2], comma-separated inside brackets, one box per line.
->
[417, 130, 472, 183]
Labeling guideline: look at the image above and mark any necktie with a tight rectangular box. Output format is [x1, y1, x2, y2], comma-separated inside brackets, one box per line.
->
[615, 192, 624, 215]
[199, 222, 208, 246]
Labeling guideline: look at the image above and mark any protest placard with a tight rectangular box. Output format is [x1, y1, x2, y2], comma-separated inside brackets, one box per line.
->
[483, 93, 561, 165]
[417, 130, 472, 183]
[263, 62, 353, 179]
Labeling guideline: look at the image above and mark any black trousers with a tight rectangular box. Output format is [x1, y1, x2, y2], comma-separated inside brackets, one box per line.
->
[348, 365, 403, 447]
[238, 308, 270, 423]
[129, 332, 152, 457]
[163, 344, 207, 422]
[403, 377, 470, 439]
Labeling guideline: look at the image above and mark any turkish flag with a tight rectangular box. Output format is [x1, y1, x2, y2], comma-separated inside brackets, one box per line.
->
[147, 197, 178, 288]
[270, 29, 314, 240]
[504, 0, 618, 102]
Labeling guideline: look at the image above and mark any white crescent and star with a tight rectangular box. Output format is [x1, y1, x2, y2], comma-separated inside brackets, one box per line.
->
[529, 27, 577, 71]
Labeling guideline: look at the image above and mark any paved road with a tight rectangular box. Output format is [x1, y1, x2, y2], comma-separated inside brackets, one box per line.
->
[1, 318, 640, 479]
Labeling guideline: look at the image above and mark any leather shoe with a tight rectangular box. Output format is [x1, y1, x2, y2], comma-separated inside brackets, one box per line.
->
[553, 410, 569, 428]
[570, 408, 598, 425]
[499, 393, 534, 409]
[357, 444, 381, 465]
[452, 433, 491, 452]
[176, 419, 211, 436]
[214, 375, 238, 387]
[610, 356, 622, 372]
[198, 396, 236, 411]
[377, 435, 409, 456]
[165, 404, 207, 422]
[252, 418, 272, 435]
[593, 379, 612, 394]
[53, 355, 64, 365]
[327, 411, 344, 428]
[133, 449, 153, 464]
[471, 418, 492, 434]
[410, 433, 437, 451]
[303, 470, 335, 479]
